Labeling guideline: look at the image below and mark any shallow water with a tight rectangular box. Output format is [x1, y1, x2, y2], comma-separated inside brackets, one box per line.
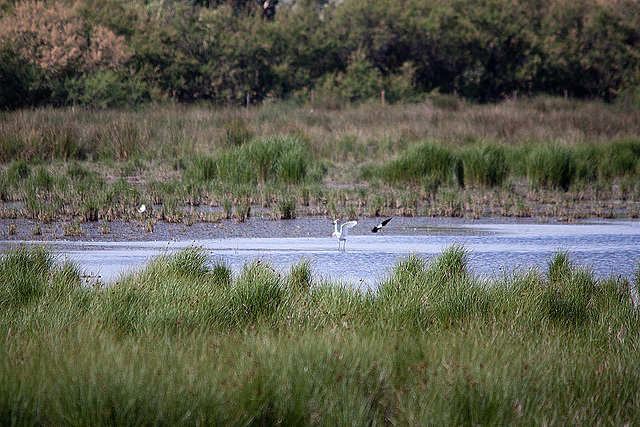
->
[2, 218, 639, 288]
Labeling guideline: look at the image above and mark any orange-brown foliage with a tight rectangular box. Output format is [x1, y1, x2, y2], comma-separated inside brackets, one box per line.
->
[0, 0, 129, 77]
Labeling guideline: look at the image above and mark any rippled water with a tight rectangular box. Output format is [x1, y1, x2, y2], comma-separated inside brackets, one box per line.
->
[3, 219, 639, 288]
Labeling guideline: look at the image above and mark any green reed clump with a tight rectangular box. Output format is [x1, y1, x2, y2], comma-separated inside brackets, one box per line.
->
[376, 245, 483, 327]
[598, 138, 640, 179]
[387, 253, 429, 290]
[6, 158, 29, 185]
[226, 333, 394, 426]
[212, 259, 232, 288]
[0, 245, 54, 309]
[129, 247, 211, 284]
[99, 281, 151, 335]
[101, 178, 142, 215]
[26, 165, 55, 192]
[97, 248, 222, 335]
[183, 154, 216, 183]
[39, 121, 86, 160]
[214, 136, 313, 186]
[287, 258, 313, 293]
[168, 246, 211, 278]
[425, 245, 491, 323]
[462, 143, 509, 187]
[381, 140, 457, 186]
[230, 260, 283, 325]
[546, 250, 573, 283]
[0, 114, 87, 161]
[542, 251, 597, 326]
[428, 243, 469, 284]
[0, 246, 88, 324]
[0, 123, 23, 162]
[527, 144, 577, 190]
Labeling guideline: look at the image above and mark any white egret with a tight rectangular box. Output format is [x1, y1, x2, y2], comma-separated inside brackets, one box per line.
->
[138, 204, 146, 214]
[332, 219, 357, 251]
[371, 217, 393, 233]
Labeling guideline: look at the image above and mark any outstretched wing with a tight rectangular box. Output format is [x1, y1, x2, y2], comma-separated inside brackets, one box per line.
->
[381, 217, 393, 226]
[341, 220, 357, 237]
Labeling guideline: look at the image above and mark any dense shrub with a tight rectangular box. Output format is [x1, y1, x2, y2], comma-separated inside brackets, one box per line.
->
[1, 0, 638, 107]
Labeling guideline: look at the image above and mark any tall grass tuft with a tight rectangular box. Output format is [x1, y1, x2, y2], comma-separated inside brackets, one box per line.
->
[543, 251, 596, 325]
[462, 143, 509, 187]
[376, 246, 480, 327]
[527, 144, 576, 190]
[216, 136, 312, 185]
[230, 260, 283, 325]
[0, 245, 54, 309]
[6, 158, 30, 185]
[212, 258, 232, 288]
[184, 155, 216, 183]
[168, 246, 211, 278]
[381, 140, 460, 187]
[599, 138, 640, 179]
[287, 258, 313, 293]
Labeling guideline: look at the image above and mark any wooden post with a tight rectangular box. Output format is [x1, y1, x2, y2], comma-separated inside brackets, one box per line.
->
[246, 93, 250, 109]
[513, 90, 517, 104]
[311, 89, 315, 104]
[625, 90, 630, 113]
[381, 90, 385, 106]
[564, 89, 568, 100]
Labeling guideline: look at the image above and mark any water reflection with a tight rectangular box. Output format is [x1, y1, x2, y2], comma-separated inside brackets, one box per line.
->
[2, 219, 638, 288]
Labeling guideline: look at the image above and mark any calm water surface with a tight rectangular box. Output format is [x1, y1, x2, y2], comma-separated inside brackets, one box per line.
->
[3, 218, 639, 289]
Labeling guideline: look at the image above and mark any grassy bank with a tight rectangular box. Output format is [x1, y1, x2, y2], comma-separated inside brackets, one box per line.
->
[2, 245, 640, 424]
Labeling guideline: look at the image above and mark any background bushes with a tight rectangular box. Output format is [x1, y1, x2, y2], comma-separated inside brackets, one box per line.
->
[0, 0, 639, 109]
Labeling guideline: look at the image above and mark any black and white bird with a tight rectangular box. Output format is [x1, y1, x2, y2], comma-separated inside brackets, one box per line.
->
[332, 219, 357, 251]
[371, 217, 392, 233]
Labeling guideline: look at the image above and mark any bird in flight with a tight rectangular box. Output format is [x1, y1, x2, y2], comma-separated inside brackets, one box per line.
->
[332, 219, 357, 251]
[371, 217, 392, 233]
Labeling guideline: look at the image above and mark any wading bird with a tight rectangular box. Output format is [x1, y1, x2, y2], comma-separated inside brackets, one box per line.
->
[371, 217, 393, 233]
[332, 219, 357, 251]
[138, 204, 146, 214]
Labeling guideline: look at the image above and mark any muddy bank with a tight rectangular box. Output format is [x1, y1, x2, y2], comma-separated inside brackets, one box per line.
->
[0, 215, 616, 244]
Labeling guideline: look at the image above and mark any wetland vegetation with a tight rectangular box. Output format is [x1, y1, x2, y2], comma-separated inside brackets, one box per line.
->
[2, 244, 640, 424]
[1, 98, 639, 231]
[2, 0, 640, 423]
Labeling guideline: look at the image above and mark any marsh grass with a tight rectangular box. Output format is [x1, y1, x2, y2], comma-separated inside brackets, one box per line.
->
[0, 100, 639, 222]
[462, 142, 509, 187]
[527, 145, 577, 190]
[1, 245, 640, 424]
[381, 140, 457, 186]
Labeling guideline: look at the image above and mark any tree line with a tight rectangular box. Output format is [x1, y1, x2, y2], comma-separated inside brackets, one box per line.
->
[0, 0, 639, 109]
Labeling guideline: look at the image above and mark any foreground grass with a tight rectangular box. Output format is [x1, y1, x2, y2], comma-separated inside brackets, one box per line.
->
[1, 245, 640, 425]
